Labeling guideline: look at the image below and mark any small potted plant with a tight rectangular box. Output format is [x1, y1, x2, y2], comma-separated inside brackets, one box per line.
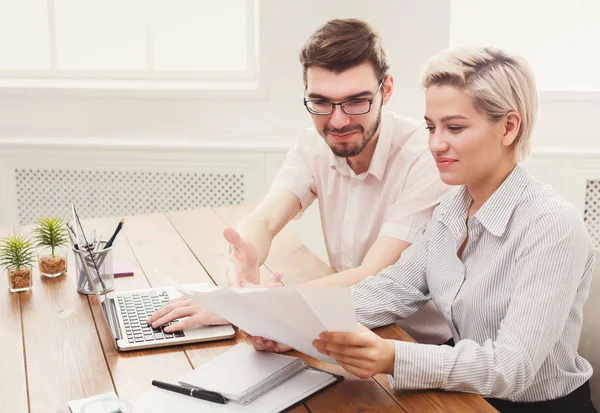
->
[0, 234, 35, 292]
[33, 217, 69, 278]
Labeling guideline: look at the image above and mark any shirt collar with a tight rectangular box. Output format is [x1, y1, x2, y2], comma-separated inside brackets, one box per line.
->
[328, 109, 392, 180]
[472, 165, 530, 237]
[437, 185, 472, 227]
[438, 165, 530, 237]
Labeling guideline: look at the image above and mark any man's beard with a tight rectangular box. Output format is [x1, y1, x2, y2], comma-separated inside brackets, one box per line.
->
[320, 103, 383, 158]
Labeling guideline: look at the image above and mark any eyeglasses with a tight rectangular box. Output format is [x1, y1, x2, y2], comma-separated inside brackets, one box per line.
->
[303, 79, 385, 116]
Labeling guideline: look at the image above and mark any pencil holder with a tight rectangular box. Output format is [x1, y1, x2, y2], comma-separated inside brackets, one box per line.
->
[74, 242, 115, 295]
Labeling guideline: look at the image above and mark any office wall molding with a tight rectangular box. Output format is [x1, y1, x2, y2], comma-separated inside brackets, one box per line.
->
[0, 141, 599, 249]
[0, 143, 267, 226]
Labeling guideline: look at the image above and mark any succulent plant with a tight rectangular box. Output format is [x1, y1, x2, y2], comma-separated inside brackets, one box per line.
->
[0, 234, 35, 272]
[32, 217, 69, 256]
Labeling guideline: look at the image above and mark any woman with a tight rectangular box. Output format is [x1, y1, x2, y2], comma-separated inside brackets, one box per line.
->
[254, 47, 597, 412]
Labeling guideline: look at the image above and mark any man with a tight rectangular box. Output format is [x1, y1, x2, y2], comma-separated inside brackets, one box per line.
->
[149, 18, 451, 345]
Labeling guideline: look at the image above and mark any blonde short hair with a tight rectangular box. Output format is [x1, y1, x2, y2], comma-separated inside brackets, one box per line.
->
[421, 47, 538, 161]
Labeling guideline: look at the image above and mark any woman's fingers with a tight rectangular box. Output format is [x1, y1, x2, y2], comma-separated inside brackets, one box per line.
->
[147, 298, 192, 326]
[317, 331, 370, 347]
[151, 306, 195, 328]
[242, 333, 281, 352]
[147, 296, 188, 324]
[164, 317, 196, 333]
[313, 340, 376, 361]
[273, 344, 292, 353]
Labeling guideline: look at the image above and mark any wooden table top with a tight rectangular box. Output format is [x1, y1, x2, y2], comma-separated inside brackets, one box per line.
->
[0, 205, 497, 413]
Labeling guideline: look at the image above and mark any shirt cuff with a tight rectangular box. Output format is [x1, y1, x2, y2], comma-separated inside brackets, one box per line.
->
[389, 340, 446, 390]
[379, 222, 420, 243]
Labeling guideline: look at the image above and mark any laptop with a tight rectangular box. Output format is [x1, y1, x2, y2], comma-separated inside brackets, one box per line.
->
[71, 205, 235, 351]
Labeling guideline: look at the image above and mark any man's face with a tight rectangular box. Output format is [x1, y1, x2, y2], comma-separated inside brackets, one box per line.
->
[305, 63, 391, 158]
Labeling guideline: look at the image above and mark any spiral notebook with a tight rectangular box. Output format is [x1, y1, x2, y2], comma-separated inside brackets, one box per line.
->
[131, 343, 342, 413]
[179, 343, 340, 405]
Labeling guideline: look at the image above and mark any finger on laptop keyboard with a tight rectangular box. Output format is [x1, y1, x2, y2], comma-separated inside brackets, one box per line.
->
[163, 307, 229, 332]
[147, 297, 191, 325]
[147, 295, 187, 321]
[163, 317, 196, 333]
[151, 305, 196, 328]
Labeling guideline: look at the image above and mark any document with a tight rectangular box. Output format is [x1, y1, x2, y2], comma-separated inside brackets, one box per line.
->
[178, 286, 357, 363]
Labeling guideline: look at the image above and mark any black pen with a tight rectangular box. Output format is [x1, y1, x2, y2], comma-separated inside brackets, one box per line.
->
[151, 380, 226, 404]
[104, 218, 124, 249]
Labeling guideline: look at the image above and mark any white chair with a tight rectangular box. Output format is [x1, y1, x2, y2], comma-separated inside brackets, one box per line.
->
[579, 248, 600, 408]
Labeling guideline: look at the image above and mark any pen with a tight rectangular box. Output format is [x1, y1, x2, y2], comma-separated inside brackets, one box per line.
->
[104, 218, 124, 249]
[66, 222, 79, 250]
[94, 235, 102, 251]
[84, 229, 96, 251]
[151, 380, 226, 404]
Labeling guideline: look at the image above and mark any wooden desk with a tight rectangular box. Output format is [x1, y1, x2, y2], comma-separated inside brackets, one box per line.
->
[0, 206, 497, 413]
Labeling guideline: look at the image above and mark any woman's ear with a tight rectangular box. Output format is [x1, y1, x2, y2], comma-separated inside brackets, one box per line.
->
[501, 111, 521, 147]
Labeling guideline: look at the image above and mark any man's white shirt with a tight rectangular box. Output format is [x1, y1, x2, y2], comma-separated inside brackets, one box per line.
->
[271, 109, 451, 344]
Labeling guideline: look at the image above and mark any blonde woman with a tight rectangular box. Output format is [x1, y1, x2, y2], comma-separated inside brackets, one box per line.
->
[310, 48, 597, 412]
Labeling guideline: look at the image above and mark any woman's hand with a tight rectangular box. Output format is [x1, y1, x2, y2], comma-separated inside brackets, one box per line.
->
[148, 272, 283, 332]
[147, 296, 228, 332]
[312, 324, 396, 379]
[240, 330, 293, 353]
[238, 271, 289, 352]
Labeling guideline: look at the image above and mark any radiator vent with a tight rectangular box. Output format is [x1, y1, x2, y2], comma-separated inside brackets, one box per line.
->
[15, 168, 245, 225]
[585, 179, 600, 248]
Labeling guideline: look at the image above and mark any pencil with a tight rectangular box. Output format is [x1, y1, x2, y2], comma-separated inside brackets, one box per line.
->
[104, 218, 124, 249]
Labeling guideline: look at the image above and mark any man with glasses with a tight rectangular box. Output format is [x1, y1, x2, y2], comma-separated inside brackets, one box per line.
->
[149, 18, 451, 346]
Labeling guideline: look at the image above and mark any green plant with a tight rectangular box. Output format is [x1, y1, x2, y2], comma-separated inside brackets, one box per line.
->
[33, 217, 69, 256]
[0, 234, 35, 272]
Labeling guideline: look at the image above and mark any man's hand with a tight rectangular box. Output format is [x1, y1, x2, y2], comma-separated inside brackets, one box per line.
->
[312, 324, 396, 379]
[223, 227, 261, 287]
[147, 296, 228, 332]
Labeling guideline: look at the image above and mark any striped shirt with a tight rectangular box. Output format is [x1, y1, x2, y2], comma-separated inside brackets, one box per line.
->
[351, 165, 596, 402]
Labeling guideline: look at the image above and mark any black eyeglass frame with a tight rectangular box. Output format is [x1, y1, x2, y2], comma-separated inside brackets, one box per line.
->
[303, 78, 386, 116]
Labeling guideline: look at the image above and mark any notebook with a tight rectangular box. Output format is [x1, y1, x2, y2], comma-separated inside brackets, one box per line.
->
[130, 344, 343, 413]
[179, 343, 310, 405]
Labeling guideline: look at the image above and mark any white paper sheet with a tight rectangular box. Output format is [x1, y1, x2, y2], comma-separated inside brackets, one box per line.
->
[177, 286, 356, 363]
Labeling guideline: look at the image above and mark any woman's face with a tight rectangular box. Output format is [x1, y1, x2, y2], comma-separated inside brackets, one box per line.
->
[424, 85, 518, 187]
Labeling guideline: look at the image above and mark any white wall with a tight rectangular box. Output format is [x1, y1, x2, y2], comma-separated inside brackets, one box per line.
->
[1, 1, 597, 150]
[535, 92, 600, 150]
[0, 0, 450, 146]
[0, 0, 598, 259]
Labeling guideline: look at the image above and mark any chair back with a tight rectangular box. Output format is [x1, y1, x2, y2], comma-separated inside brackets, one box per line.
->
[580, 248, 600, 408]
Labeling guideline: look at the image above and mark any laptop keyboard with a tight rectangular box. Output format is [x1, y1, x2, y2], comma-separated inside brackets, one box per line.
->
[117, 290, 186, 344]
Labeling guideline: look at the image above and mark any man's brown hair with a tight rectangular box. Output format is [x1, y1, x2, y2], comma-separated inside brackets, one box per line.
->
[300, 18, 389, 83]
